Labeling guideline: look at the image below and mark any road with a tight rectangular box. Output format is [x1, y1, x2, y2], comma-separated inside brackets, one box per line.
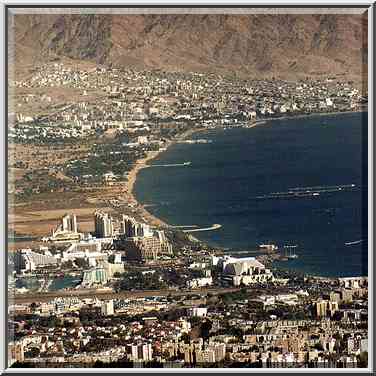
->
[12, 287, 240, 304]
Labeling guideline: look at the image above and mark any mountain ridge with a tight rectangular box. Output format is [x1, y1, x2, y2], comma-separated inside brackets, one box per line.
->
[12, 13, 368, 83]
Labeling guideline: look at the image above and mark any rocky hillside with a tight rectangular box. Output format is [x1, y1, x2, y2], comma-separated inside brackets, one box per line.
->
[12, 13, 368, 82]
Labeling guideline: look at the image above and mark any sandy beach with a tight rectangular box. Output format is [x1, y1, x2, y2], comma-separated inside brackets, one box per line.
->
[125, 149, 170, 228]
[125, 127, 208, 229]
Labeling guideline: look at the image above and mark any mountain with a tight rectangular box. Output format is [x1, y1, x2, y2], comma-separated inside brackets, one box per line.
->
[12, 13, 368, 82]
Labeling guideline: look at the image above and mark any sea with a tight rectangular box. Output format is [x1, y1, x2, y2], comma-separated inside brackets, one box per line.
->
[135, 112, 368, 277]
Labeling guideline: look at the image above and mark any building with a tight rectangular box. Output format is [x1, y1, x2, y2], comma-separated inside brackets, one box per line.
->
[14, 248, 58, 273]
[195, 349, 215, 363]
[120, 215, 153, 238]
[316, 300, 328, 318]
[338, 277, 367, 289]
[8, 341, 24, 366]
[182, 344, 195, 364]
[188, 307, 207, 317]
[328, 301, 339, 317]
[97, 260, 125, 278]
[329, 291, 342, 303]
[62, 213, 78, 233]
[94, 211, 114, 238]
[46, 213, 81, 243]
[218, 256, 273, 286]
[121, 237, 161, 261]
[155, 230, 172, 254]
[186, 277, 213, 289]
[82, 268, 108, 286]
[131, 343, 153, 362]
[101, 300, 114, 316]
[340, 288, 354, 304]
[360, 338, 368, 353]
[118, 235, 171, 261]
[178, 318, 191, 333]
[114, 253, 122, 264]
[62, 239, 104, 261]
[116, 216, 172, 260]
[208, 343, 226, 362]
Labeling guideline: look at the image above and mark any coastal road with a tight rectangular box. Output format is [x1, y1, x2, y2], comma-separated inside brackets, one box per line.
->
[12, 287, 241, 304]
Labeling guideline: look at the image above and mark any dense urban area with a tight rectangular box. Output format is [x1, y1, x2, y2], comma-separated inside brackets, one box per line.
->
[8, 62, 368, 368]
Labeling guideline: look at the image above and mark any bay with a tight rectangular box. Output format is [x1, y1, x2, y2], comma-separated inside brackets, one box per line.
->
[135, 112, 368, 277]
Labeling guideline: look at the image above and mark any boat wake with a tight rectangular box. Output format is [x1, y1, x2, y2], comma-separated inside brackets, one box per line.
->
[345, 239, 363, 246]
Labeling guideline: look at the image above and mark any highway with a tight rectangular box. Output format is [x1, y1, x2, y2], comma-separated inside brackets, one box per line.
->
[12, 287, 240, 304]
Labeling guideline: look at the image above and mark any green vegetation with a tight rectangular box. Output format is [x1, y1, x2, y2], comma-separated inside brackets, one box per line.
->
[220, 288, 248, 304]
[114, 270, 168, 291]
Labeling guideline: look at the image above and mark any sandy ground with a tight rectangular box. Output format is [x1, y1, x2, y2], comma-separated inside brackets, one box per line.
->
[9, 207, 106, 236]
[8, 126, 210, 240]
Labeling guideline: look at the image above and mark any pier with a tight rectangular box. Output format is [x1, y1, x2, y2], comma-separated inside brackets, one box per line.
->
[148, 161, 191, 168]
[182, 224, 222, 233]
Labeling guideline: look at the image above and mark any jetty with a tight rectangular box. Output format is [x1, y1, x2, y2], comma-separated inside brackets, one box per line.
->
[182, 224, 222, 233]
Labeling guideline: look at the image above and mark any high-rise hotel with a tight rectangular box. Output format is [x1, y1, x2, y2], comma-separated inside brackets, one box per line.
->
[94, 210, 114, 238]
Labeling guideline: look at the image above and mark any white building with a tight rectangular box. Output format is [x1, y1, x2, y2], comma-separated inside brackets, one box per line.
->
[217, 256, 274, 286]
[101, 300, 114, 316]
[114, 253, 122, 264]
[131, 343, 153, 362]
[15, 249, 58, 273]
[94, 211, 114, 238]
[195, 349, 215, 363]
[326, 98, 334, 107]
[62, 213, 78, 233]
[186, 277, 213, 289]
[188, 307, 207, 318]
[207, 343, 226, 362]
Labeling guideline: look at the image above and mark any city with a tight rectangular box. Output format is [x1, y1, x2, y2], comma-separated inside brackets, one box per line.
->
[7, 12, 369, 370]
[9, 160, 368, 368]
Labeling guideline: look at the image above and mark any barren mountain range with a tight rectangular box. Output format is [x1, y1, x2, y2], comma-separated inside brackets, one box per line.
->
[12, 13, 368, 83]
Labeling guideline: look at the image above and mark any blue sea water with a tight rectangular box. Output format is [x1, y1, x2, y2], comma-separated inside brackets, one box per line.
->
[135, 112, 368, 277]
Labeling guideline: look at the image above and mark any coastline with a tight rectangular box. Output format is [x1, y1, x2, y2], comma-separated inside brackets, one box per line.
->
[126, 108, 365, 234]
[126, 127, 208, 229]
[263, 108, 367, 123]
[125, 150, 170, 228]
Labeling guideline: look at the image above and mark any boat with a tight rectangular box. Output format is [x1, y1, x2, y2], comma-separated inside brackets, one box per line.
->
[345, 239, 363, 246]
